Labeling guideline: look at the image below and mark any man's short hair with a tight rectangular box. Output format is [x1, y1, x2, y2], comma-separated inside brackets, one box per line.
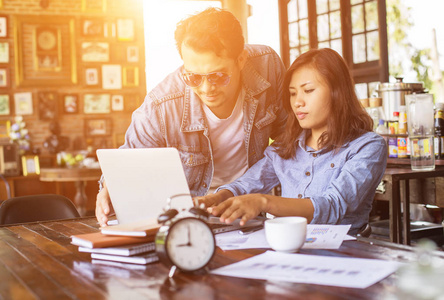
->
[175, 7, 245, 60]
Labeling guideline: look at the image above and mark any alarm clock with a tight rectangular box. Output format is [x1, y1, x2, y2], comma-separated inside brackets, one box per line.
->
[155, 194, 216, 277]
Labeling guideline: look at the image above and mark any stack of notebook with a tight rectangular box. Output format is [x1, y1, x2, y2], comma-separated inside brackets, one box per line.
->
[71, 219, 160, 265]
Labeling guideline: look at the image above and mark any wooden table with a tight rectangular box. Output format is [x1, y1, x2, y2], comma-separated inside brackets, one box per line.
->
[39, 168, 102, 216]
[382, 168, 444, 245]
[1, 217, 442, 299]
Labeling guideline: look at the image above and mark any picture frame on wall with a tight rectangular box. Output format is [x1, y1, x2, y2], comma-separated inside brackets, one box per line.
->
[0, 15, 8, 38]
[0, 68, 8, 88]
[63, 94, 78, 114]
[0, 94, 10, 115]
[111, 95, 124, 111]
[127, 46, 139, 62]
[81, 42, 109, 62]
[102, 65, 122, 90]
[123, 66, 139, 87]
[85, 68, 100, 86]
[84, 94, 110, 114]
[14, 92, 33, 115]
[85, 118, 112, 137]
[117, 19, 135, 41]
[22, 155, 40, 176]
[0, 42, 9, 63]
[104, 21, 116, 38]
[14, 16, 77, 87]
[82, 0, 106, 13]
[38, 92, 58, 120]
[0, 120, 11, 139]
[82, 19, 103, 37]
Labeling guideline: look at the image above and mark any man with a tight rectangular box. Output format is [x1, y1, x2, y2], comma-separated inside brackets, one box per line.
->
[96, 7, 287, 226]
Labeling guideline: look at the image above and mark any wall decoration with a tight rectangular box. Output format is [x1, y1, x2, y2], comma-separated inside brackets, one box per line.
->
[14, 92, 33, 115]
[0, 120, 10, 139]
[34, 27, 61, 71]
[127, 46, 139, 62]
[22, 155, 40, 176]
[81, 42, 109, 62]
[38, 92, 58, 120]
[82, 0, 106, 13]
[0, 68, 8, 88]
[102, 65, 122, 90]
[0, 94, 10, 115]
[63, 94, 78, 114]
[0, 15, 8, 38]
[82, 19, 103, 37]
[122, 66, 139, 87]
[84, 94, 110, 114]
[0, 42, 8, 63]
[111, 95, 124, 111]
[104, 21, 116, 38]
[85, 118, 112, 137]
[117, 19, 135, 41]
[85, 68, 99, 86]
[14, 16, 77, 87]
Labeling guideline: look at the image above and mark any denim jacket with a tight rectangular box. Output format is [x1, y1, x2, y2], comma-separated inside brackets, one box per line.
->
[121, 44, 287, 196]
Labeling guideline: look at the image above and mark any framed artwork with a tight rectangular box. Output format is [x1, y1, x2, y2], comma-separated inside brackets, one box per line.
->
[104, 21, 116, 38]
[102, 65, 122, 90]
[0, 42, 8, 63]
[111, 95, 124, 111]
[0, 120, 10, 139]
[81, 42, 109, 62]
[0, 68, 8, 88]
[82, 0, 106, 13]
[85, 118, 112, 137]
[14, 16, 77, 87]
[123, 66, 139, 87]
[0, 94, 10, 115]
[14, 92, 33, 115]
[63, 94, 78, 114]
[117, 19, 135, 41]
[82, 19, 103, 37]
[84, 94, 110, 114]
[22, 155, 40, 176]
[0, 15, 8, 38]
[38, 92, 58, 120]
[85, 68, 100, 86]
[127, 46, 139, 62]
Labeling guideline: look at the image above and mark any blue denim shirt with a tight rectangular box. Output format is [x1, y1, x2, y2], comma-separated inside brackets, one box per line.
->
[218, 130, 388, 234]
[121, 45, 287, 197]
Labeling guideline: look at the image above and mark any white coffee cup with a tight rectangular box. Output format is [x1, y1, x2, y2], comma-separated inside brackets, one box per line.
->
[265, 216, 307, 253]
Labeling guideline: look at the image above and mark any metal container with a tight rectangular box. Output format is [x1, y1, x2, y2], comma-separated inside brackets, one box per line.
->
[376, 77, 425, 121]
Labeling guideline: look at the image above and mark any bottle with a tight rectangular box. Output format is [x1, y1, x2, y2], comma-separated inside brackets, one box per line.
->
[398, 106, 407, 134]
[376, 119, 388, 135]
[434, 102, 444, 159]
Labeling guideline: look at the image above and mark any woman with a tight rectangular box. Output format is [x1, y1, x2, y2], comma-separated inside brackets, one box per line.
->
[197, 48, 387, 235]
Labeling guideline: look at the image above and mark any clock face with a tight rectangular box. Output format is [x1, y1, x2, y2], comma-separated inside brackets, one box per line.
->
[166, 218, 215, 272]
[37, 30, 57, 51]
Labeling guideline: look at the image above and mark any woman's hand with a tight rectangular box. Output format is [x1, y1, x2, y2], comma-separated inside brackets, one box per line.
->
[193, 189, 234, 209]
[208, 194, 268, 226]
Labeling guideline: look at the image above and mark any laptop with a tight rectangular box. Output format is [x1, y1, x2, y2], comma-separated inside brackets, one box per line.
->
[96, 148, 262, 234]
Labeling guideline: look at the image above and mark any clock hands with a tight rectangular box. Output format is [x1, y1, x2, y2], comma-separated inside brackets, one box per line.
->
[177, 225, 192, 247]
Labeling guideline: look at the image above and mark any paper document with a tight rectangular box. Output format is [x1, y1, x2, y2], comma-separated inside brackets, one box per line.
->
[216, 224, 351, 250]
[211, 251, 402, 289]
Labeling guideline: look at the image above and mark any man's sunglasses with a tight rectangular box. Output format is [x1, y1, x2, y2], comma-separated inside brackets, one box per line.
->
[182, 72, 231, 88]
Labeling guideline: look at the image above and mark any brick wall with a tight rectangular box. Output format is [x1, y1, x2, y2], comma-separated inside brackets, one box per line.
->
[0, 0, 146, 166]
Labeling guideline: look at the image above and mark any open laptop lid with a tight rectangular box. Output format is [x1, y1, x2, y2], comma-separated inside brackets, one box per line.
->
[96, 148, 193, 224]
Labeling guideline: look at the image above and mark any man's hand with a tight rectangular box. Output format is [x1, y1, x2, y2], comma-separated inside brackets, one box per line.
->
[95, 185, 115, 227]
[208, 194, 268, 226]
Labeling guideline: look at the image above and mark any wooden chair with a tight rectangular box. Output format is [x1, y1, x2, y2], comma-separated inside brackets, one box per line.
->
[0, 194, 80, 225]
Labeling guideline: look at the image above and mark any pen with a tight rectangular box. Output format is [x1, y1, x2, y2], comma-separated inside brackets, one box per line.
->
[238, 225, 263, 235]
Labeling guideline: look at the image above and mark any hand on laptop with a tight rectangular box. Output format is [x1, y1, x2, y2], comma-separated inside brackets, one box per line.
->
[197, 190, 267, 226]
[96, 185, 115, 227]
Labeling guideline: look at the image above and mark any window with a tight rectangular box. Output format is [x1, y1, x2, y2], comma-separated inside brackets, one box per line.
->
[279, 0, 388, 98]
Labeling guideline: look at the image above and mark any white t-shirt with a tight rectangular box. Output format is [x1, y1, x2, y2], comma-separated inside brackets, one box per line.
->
[203, 89, 248, 189]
